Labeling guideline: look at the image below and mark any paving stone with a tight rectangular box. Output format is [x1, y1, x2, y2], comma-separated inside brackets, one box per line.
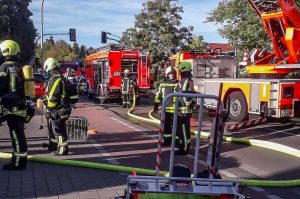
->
[58, 192, 80, 199]
[97, 190, 118, 198]
[78, 191, 101, 199]
[37, 194, 59, 199]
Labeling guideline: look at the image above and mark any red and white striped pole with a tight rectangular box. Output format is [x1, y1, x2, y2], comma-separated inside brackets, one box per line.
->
[156, 118, 165, 176]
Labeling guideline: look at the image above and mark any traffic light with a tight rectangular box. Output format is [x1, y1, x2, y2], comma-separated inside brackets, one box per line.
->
[69, 28, 76, 42]
[101, 31, 107, 44]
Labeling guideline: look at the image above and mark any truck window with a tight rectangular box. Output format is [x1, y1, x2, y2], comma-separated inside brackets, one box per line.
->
[283, 86, 294, 98]
[121, 60, 138, 78]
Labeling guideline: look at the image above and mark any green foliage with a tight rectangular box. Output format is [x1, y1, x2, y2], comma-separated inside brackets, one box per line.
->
[0, 0, 36, 64]
[238, 68, 249, 78]
[121, 0, 194, 67]
[35, 38, 88, 69]
[207, 0, 300, 57]
[285, 72, 300, 79]
[188, 35, 206, 51]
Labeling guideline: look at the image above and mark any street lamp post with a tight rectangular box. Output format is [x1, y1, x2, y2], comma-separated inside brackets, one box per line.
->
[41, 0, 45, 74]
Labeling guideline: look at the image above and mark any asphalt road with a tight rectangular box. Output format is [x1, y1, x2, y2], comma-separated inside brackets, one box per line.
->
[81, 93, 300, 199]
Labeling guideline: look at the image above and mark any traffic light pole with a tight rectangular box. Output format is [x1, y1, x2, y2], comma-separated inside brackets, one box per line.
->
[41, 0, 45, 75]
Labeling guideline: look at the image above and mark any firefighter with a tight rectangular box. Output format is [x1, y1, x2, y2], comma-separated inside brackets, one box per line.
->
[44, 58, 71, 155]
[0, 40, 28, 170]
[177, 61, 194, 155]
[64, 68, 79, 108]
[154, 66, 178, 146]
[121, 69, 131, 108]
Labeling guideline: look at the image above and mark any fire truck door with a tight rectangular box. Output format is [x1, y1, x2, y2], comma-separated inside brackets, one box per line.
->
[93, 63, 101, 96]
[96, 60, 108, 97]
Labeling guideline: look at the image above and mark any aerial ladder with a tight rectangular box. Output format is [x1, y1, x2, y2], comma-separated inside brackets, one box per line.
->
[246, 0, 300, 78]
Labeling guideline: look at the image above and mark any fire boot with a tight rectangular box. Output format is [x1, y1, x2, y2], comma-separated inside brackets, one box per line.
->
[52, 136, 68, 156]
[3, 155, 27, 170]
[48, 138, 58, 152]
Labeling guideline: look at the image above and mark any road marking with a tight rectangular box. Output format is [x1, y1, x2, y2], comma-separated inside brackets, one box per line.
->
[249, 186, 265, 192]
[267, 195, 283, 199]
[186, 154, 208, 167]
[89, 138, 120, 165]
[219, 170, 238, 178]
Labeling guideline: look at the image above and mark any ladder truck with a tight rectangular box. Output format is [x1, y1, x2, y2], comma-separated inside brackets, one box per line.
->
[176, 0, 300, 122]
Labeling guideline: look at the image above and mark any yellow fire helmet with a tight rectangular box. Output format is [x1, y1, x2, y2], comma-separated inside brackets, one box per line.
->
[44, 58, 60, 72]
[0, 40, 20, 57]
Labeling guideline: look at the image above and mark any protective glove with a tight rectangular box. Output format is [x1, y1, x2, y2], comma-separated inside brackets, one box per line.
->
[52, 110, 60, 120]
[191, 100, 197, 111]
[154, 104, 159, 113]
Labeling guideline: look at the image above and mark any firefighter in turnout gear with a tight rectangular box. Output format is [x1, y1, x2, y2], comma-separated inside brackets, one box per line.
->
[0, 40, 28, 170]
[44, 58, 71, 155]
[177, 61, 194, 155]
[64, 68, 79, 108]
[121, 69, 131, 108]
[154, 66, 178, 146]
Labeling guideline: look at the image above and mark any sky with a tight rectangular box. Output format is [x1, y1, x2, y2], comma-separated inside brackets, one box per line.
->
[28, 0, 226, 48]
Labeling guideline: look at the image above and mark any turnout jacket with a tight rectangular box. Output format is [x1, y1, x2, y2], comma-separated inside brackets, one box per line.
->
[0, 61, 26, 112]
[154, 80, 178, 113]
[179, 77, 194, 114]
[46, 71, 68, 110]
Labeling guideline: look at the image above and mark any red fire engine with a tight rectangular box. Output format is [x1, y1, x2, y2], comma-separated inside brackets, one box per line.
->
[85, 44, 151, 103]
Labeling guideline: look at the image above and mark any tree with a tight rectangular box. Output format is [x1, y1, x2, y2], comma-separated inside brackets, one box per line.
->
[188, 35, 206, 51]
[79, 45, 87, 59]
[121, 0, 194, 67]
[206, 0, 300, 57]
[0, 0, 36, 64]
[72, 42, 80, 57]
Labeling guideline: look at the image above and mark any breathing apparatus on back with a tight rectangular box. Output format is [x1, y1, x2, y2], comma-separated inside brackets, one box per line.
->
[23, 65, 35, 99]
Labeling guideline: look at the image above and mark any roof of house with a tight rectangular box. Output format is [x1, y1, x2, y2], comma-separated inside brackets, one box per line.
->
[207, 43, 234, 52]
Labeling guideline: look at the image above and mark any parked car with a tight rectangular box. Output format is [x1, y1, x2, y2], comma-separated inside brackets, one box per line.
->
[34, 73, 46, 98]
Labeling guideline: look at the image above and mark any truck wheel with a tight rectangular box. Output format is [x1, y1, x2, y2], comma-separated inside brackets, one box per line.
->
[228, 91, 248, 122]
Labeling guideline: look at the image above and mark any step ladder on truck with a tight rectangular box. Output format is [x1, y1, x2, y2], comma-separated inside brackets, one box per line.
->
[117, 85, 246, 199]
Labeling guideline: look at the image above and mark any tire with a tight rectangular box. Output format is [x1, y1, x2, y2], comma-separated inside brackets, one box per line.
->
[228, 91, 248, 122]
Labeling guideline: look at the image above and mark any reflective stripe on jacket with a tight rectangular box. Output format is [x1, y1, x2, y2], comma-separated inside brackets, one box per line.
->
[179, 78, 194, 114]
[46, 75, 66, 109]
[154, 81, 178, 113]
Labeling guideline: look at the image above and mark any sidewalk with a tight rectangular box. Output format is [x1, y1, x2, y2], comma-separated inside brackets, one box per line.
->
[0, 112, 126, 198]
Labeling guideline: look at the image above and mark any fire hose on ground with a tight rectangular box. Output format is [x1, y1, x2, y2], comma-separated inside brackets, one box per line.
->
[0, 93, 298, 187]
[128, 92, 300, 187]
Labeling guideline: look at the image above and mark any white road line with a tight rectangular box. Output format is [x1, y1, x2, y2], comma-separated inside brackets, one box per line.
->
[89, 138, 120, 165]
[219, 170, 238, 178]
[249, 186, 265, 192]
[267, 195, 283, 199]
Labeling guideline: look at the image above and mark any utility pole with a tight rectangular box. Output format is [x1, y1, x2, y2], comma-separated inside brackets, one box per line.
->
[41, 0, 45, 74]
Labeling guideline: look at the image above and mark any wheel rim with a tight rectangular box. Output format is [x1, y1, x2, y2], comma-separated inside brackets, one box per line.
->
[230, 98, 241, 117]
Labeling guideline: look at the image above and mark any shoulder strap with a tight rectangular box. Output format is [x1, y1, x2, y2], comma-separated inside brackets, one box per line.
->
[6, 62, 19, 93]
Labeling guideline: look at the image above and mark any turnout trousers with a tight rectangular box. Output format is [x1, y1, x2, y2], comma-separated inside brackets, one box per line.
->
[6, 115, 28, 168]
[47, 118, 68, 155]
[163, 112, 174, 146]
[122, 94, 130, 108]
[176, 113, 191, 154]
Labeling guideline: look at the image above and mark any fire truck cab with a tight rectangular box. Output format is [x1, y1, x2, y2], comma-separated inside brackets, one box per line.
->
[85, 44, 150, 103]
